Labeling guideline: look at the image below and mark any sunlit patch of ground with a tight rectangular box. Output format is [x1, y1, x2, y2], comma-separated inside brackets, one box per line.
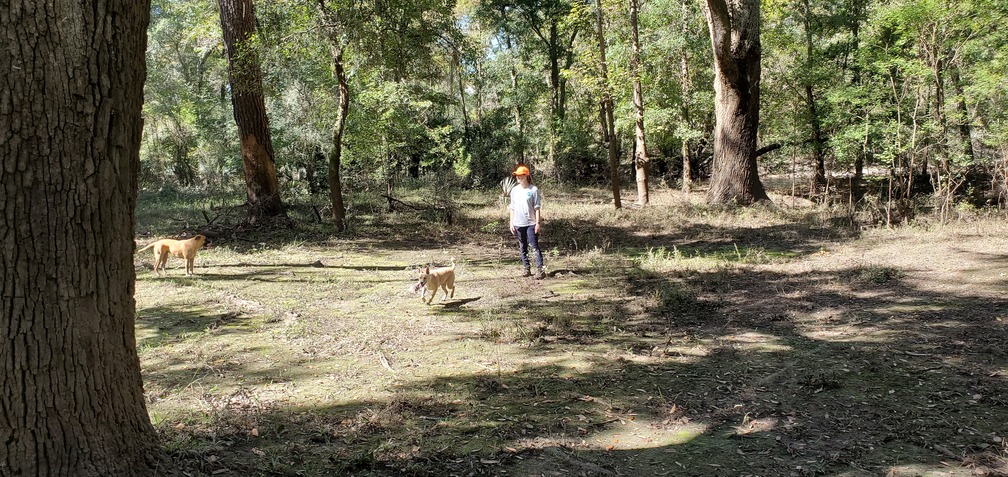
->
[135, 188, 1008, 476]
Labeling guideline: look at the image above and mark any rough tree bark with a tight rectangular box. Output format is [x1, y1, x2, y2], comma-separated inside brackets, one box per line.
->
[630, 0, 650, 205]
[703, 0, 770, 205]
[218, 0, 285, 222]
[1, 1, 171, 475]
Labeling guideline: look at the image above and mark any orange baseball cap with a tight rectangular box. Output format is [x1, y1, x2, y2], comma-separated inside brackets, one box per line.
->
[512, 165, 530, 176]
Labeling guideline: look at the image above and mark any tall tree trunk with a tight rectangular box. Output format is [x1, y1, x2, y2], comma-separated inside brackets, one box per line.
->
[548, 20, 564, 121]
[595, 0, 621, 208]
[474, 60, 485, 123]
[931, 42, 949, 172]
[850, 0, 865, 185]
[218, 0, 285, 222]
[317, 1, 348, 230]
[328, 46, 350, 231]
[501, 6, 526, 164]
[630, 0, 650, 205]
[950, 67, 975, 161]
[803, 0, 825, 191]
[560, 30, 577, 122]
[511, 65, 526, 164]
[537, 17, 578, 123]
[703, 0, 770, 205]
[1, 2, 170, 475]
[680, 0, 695, 193]
[455, 50, 470, 138]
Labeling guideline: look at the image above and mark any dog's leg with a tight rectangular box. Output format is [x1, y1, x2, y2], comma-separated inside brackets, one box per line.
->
[154, 251, 166, 275]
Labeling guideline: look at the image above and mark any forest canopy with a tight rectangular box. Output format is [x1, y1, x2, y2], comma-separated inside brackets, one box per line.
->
[142, 0, 1008, 215]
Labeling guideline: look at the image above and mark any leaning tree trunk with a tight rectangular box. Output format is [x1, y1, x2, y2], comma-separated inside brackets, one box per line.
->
[219, 0, 285, 222]
[1, 2, 171, 476]
[630, 0, 650, 205]
[703, 0, 770, 205]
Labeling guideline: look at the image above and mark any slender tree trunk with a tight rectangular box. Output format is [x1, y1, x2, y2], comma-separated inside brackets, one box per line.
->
[548, 20, 564, 121]
[542, 19, 577, 123]
[803, 0, 825, 190]
[501, 6, 526, 164]
[511, 65, 526, 164]
[328, 46, 349, 231]
[595, 0, 621, 208]
[931, 44, 949, 172]
[560, 30, 577, 121]
[474, 60, 485, 123]
[703, 0, 770, 205]
[680, 0, 695, 193]
[317, 1, 348, 230]
[455, 50, 470, 137]
[950, 67, 975, 161]
[218, 0, 285, 222]
[850, 0, 865, 185]
[1, 2, 171, 475]
[630, 0, 650, 205]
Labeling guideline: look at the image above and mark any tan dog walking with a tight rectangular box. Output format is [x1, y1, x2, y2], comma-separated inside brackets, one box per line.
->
[136, 234, 207, 275]
[414, 258, 456, 305]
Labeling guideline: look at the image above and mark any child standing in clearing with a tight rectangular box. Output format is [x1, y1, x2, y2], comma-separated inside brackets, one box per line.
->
[508, 165, 545, 279]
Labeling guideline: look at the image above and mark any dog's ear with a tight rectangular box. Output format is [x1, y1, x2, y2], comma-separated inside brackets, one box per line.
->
[424, 266, 430, 274]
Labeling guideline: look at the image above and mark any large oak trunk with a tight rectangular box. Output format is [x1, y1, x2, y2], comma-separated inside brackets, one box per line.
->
[0, 2, 169, 475]
[703, 0, 770, 205]
[219, 0, 285, 221]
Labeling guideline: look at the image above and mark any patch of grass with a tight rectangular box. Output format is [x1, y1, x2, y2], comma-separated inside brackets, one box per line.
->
[851, 264, 904, 284]
[647, 282, 703, 318]
[135, 186, 1008, 477]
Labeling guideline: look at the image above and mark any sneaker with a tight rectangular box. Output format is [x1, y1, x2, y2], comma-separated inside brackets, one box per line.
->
[522, 268, 532, 277]
[534, 268, 545, 280]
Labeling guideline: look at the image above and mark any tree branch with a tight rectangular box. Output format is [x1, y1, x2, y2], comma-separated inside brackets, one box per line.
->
[756, 143, 783, 157]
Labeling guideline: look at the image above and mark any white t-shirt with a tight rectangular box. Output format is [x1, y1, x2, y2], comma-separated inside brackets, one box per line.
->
[509, 184, 542, 227]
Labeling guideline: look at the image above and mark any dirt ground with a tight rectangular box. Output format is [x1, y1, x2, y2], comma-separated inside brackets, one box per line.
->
[135, 188, 1008, 476]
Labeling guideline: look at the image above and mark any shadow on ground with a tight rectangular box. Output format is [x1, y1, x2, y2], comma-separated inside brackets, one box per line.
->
[146, 247, 1008, 476]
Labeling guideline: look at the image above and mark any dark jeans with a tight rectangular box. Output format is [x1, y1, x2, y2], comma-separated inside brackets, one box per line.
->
[514, 225, 543, 269]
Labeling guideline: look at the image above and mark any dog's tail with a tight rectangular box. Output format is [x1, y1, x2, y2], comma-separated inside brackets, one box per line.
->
[135, 241, 157, 254]
[450, 256, 456, 269]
